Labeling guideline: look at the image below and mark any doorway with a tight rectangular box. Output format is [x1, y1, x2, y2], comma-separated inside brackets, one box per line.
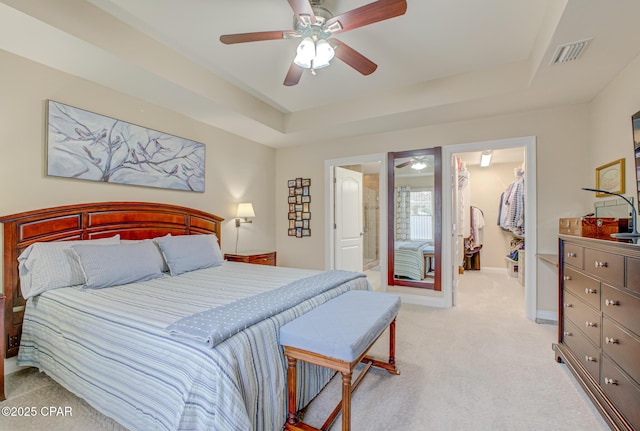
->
[442, 136, 537, 320]
[325, 154, 387, 291]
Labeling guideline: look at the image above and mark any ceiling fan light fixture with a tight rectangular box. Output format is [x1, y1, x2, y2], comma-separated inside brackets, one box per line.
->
[312, 39, 334, 68]
[294, 37, 315, 68]
[411, 161, 427, 170]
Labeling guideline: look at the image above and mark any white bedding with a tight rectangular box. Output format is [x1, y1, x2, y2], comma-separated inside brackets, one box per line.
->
[18, 262, 370, 431]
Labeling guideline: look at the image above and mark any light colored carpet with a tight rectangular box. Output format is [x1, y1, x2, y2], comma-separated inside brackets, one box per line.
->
[1, 271, 610, 431]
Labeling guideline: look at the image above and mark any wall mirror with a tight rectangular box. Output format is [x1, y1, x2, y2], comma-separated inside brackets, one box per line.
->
[388, 147, 442, 290]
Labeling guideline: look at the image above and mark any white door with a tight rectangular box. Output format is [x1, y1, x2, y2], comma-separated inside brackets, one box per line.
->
[335, 167, 363, 272]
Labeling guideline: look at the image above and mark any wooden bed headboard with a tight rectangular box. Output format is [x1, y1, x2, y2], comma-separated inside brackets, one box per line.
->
[0, 201, 224, 358]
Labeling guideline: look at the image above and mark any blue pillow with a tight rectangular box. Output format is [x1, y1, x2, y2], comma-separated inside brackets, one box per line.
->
[155, 234, 221, 276]
[72, 241, 164, 289]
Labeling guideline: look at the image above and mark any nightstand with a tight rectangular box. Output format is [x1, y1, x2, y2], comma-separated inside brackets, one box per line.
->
[224, 251, 277, 266]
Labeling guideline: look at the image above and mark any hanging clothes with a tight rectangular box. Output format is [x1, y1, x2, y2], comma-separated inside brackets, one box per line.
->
[498, 167, 525, 235]
[468, 206, 485, 250]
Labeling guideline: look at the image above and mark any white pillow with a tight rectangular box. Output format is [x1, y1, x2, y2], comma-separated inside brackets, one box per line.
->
[72, 241, 164, 289]
[155, 234, 222, 276]
[17, 235, 120, 299]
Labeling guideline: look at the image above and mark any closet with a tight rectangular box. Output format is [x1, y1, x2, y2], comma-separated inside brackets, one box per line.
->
[454, 152, 526, 279]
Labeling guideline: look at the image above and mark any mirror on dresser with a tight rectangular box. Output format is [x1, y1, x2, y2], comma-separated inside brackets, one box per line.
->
[387, 147, 441, 290]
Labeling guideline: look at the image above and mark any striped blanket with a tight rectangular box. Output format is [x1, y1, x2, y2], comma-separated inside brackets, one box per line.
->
[18, 262, 370, 431]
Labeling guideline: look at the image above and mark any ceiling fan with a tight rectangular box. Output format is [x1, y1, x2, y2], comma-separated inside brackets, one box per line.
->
[219, 0, 408, 86]
[396, 156, 432, 170]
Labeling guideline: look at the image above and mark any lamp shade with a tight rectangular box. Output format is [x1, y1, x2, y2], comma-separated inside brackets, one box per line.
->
[236, 203, 255, 218]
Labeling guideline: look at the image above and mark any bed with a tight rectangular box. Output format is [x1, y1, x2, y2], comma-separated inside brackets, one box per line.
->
[393, 241, 435, 280]
[0, 202, 370, 431]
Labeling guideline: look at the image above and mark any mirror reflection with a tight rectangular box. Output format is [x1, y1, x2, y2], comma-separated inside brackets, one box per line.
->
[388, 148, 441, 290]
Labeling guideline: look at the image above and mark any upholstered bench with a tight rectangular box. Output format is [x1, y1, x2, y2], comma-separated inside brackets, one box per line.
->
[280, 290, 401, 431]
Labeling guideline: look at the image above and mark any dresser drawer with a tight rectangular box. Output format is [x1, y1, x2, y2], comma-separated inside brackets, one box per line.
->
[247, 253, 276, 266]
[563, 243, 584, 269]
[584, 249, 624, 287]
[602, 317, 640, 386]
[601, 284, 640, 336]
[601, 356, 640, 429]
[563, 266, 600, 310]
[563, 291, 601, 347]
[563, 318, 600, 381]
[627, 257, 640, 294]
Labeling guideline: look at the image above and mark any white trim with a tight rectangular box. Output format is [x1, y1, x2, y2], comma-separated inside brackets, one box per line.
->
[536, 310, 558, 324]
[325, 153, 387, 291]
[443, 136, 538, 320]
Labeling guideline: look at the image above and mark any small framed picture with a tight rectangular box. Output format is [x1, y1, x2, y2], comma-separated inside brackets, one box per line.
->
[296, 178, 302, 188]
[302, 178, 311, 187]
[288, 180, 296, 187]
[302, 212, 310, 220]
[595, 158, 625, 196]
[301, 195, 310, 203]
[302, 229, 311, 237]
[288, 196, 296, 204]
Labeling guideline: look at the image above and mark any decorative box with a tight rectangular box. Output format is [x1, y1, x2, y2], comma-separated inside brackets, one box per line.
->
[559, 217, 629, 238]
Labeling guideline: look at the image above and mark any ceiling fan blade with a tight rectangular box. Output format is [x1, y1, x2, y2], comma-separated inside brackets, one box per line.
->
[396, 160, 412, 168]
[287, 0, 316, 25]
[284, 62, 304, 86]
[220, 30, 297, 44]
[330, 38, 377, 75]
[325, 0, 407, 34]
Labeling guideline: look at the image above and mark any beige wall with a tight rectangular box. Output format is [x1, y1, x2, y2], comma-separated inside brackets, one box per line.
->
[275, 104, 592, 315]
[0, 49, 277, 291]
[589, 52, 640, 206]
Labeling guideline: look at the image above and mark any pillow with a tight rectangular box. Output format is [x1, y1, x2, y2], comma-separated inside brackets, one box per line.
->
[121, 234, 171, 272]
[209, 234, 224, 263]
[17, 235, 120, 299]
[155, 234, 222, 276]
[71, 241, 164, 289]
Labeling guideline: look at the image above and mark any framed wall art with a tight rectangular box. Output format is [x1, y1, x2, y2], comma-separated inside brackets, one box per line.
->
[46, 100, 205, 192]
[288, 178, 311, 237]
[595, 158, 625, 196]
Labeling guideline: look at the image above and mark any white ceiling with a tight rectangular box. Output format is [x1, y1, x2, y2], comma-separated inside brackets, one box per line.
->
[3, 0, 640, 148]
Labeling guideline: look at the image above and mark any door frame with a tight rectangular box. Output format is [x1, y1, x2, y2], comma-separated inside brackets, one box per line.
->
[442, 136, 537, 320]
[325, 153, 387, 291]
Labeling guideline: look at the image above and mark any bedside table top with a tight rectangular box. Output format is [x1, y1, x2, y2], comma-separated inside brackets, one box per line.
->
[226, 250, 275, 257]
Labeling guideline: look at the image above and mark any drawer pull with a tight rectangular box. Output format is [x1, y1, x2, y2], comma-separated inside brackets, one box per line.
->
[604, 378, 618, 385]
[585, 288, 597, 294]
[605, 337, 619, 344]
[563, 331, 572, 337]
[563, 276, 572, 281]
[594, 261, 608, 268]
[564, 303, 573, 308]
[567, 252, 577, 258]
[585, 356, 596, 362]
[585, 321, 597, 328]
[604, 299, 619, 306]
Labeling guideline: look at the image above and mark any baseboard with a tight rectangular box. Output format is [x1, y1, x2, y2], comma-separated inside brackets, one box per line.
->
[4, 356, 28, 375]
[535, 310, 558, 325]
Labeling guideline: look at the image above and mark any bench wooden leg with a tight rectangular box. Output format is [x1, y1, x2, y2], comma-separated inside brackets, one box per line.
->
[361, 318, 400, 375]
[287, 356, 298, 426]
[341, 371, 352, 431]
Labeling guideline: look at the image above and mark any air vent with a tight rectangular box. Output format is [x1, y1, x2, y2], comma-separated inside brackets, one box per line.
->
[550, 39, 592, 65]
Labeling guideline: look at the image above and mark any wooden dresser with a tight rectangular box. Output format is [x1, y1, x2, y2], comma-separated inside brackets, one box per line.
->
[554, 235, 640, 430]
[224, 251, 277, 266]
